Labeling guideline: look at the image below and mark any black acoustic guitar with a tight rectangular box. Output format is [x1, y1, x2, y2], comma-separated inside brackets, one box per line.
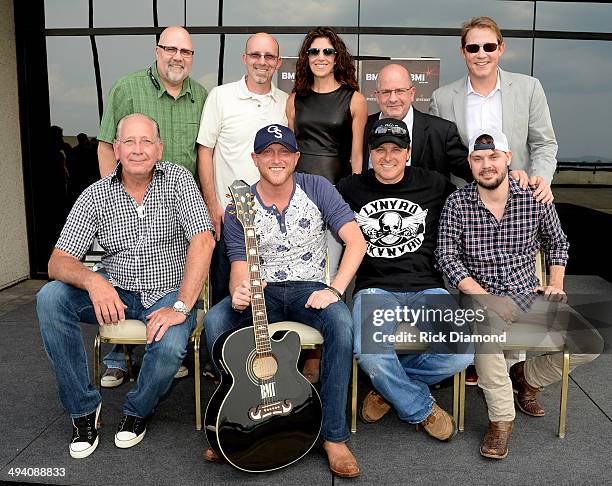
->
[204, 180, 322, 472]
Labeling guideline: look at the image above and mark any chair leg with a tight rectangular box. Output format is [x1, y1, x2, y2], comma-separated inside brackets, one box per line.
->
[452, 372, 459, 427]
[459, 368, 466, 432]
[123, 344, 135, 381]
[194, 335, 202, 431]
[559, 348, 570, 438]
[351, 357, 358, 434]
[94, 334, 101, 390]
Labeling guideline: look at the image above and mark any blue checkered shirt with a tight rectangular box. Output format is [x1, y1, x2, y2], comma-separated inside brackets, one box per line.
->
[55, 162, 213, 307]
[435, 177, 569, 307]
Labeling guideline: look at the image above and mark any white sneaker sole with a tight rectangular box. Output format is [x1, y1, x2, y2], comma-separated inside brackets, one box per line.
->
[69, 403, 101, 459]
[174, 365, 188, 379]
[101, 370, 125, 388]
[115, 428, 146, 449]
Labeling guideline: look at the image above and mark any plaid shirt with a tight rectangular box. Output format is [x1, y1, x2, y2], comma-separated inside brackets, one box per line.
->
[436, 177, 569, 306]
[98, 63, 207, 175]
[56, 162, 213, 307]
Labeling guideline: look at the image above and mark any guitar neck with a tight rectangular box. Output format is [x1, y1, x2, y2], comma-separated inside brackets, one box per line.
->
[243, 225, 272, 356]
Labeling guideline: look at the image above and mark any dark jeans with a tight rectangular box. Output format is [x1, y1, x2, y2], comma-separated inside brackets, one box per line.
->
[37, 281, 196, 418]
[204, 280, 353, 442]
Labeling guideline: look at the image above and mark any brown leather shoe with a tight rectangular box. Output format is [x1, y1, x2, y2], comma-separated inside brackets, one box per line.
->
[322, 441, 360, 478]
[480, 420, 513, 459]
[360, 390, 391, 423]
[509, 361, 545, 417]
[416, 403, 456, 441]
[203, 447, 224, 463]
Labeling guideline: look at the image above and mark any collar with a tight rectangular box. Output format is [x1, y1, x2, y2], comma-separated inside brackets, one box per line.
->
[109, 161, 167, 185]
[237, 75, 281, 101]
[466, 68, 501, 97]
[378, 105, 413, 126]
[151, 62, 194, 101]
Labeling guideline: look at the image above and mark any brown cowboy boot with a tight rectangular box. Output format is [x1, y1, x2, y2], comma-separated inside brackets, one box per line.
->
[509, 361, 545, 417]
[415, 403, 456, 441]
[480, 420, 513, 459]
[360, 390, 392, 423]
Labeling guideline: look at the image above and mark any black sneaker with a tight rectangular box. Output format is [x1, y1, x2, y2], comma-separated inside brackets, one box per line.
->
[70, 403, 101, 459]
[115, 414, 147, 449]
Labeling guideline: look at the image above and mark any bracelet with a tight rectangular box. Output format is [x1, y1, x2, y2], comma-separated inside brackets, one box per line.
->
[231, 302, 244, 313]
[325, 286, 343, 301]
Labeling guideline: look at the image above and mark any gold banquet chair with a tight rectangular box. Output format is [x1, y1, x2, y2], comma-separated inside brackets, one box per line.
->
[460, 251, 572, 438]
[93, 278, 210, 430]
[267, 322, 360, 434]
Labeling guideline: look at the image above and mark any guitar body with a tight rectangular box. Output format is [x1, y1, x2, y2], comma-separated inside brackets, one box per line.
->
[205, 327, 322, 472]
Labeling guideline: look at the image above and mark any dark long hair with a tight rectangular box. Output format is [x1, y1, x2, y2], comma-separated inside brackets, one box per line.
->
[293, 27, 358, 96]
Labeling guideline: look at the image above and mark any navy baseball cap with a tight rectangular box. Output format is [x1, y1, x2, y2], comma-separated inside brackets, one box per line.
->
[369, 118, 411, 149]
[253, 124, 298, 154]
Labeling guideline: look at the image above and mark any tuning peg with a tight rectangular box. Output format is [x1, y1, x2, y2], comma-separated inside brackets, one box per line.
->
[225, 193, 231, 199]
[229, 210, 236, 215]
[227, 201, 234, 206]
[246, 192, 252, 197]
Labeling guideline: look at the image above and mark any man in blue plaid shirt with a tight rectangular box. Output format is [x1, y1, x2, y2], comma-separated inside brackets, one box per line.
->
[436, 128, 601, 460]
[37, 113, 215, 459]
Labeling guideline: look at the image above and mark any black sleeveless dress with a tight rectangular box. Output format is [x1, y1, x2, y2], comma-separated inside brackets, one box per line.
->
[294, 85, 354, 184]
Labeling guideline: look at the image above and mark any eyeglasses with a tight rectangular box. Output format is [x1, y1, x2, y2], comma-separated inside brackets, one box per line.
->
[117, 138, 157, 148]
[157, 44, 195, 58]
[375, 87, 414, 98]
[373, 125, 407, 136]
[307, 47, 336, 57]
[246, 52, 279, 62]
[463, 43, 498, 54]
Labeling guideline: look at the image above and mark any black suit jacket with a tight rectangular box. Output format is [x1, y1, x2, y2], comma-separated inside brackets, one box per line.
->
[363, 108, 472, 182]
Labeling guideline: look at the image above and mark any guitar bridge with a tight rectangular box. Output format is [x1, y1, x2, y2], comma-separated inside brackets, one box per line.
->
[248, 400, 293, 421]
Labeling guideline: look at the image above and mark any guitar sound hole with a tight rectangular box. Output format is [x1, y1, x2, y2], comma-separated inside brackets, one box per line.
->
[251, 355, 278, 380]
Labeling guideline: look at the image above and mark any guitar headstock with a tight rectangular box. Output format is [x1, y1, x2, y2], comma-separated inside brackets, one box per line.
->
[227, 179, 256, 229]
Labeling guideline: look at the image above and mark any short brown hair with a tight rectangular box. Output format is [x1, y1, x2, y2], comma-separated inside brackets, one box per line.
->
[460, 16, 504, 47]
[474, 134, 494, 146]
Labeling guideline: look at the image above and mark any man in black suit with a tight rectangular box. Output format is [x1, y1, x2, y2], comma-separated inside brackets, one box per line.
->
[363, 64, 472, 182]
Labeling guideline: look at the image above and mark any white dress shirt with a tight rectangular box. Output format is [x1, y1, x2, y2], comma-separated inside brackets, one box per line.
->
[465, 70, 502, 140]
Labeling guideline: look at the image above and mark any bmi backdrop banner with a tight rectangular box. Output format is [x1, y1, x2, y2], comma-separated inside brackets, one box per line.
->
[360, 59, 440, 114]
[277, 57, 440, 115]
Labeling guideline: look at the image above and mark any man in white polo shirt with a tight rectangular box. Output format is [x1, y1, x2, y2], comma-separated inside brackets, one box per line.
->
[197, 32, 288, 304]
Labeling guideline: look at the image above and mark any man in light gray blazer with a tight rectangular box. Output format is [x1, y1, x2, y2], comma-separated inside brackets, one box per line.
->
[430, 16, 556, 204]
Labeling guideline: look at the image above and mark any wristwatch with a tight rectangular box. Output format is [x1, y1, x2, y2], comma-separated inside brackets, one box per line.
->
[173, 300, 191, 316]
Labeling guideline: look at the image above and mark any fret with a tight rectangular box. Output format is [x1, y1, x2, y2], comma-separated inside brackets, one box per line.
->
[241, 222, 271, 356]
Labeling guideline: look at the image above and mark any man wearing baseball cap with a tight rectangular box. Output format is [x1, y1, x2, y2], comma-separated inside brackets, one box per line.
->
[203, 124, 367, 478]
[436, 128, 601, 459]
[337, 118, 473, 440]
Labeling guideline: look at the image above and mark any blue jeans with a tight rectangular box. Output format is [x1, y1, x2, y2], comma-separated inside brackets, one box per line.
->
[352, 287, 473, 423]
[204, 280, 353, 443]
[37, 280, 196, 419]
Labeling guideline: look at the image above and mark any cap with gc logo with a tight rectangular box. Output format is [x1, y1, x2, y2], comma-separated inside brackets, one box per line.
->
[368, 118, 411, 149]
[253, 124, 299, 154]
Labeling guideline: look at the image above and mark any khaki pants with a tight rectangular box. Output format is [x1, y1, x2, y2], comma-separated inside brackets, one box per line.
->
[472, 298, 602, 422]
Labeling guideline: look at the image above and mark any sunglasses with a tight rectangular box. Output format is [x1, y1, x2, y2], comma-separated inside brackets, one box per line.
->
[374, 125, 407, 136]
[307, 47, 337, 57]
[464, 43, 499, 54]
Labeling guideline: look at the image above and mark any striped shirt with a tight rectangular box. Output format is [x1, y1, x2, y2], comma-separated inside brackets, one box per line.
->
[98, 63, 207, 175]
[55, 162, 213, 307]
[436, 177, 569, 303]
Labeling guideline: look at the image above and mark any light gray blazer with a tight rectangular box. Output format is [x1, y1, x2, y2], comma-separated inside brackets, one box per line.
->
[430, 69, 558, 182]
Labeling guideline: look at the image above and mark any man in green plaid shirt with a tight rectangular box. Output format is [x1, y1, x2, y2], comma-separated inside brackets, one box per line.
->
[97, 26, 207, 179]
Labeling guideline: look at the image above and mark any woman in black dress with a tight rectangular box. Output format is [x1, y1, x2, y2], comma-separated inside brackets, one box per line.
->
[286, 27, 367, 183]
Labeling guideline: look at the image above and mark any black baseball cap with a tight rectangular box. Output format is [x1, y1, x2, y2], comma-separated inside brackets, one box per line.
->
[369, 118, 411, 149]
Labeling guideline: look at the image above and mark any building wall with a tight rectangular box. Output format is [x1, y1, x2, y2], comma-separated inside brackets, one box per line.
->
[0, 0, 29, 288]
